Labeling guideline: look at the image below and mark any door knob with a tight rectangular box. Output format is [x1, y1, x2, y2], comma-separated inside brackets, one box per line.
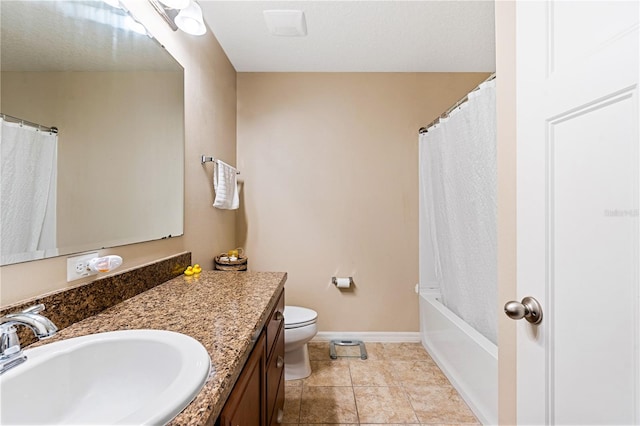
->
[504, 296, 543, 324]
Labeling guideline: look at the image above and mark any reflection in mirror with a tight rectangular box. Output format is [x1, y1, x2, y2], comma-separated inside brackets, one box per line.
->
[1, 1, 185, 266]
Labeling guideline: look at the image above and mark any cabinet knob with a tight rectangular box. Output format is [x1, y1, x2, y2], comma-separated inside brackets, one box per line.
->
[274, 311, 284, 321]
[276, 408, 284, 424]
[276, 356, 284, 369]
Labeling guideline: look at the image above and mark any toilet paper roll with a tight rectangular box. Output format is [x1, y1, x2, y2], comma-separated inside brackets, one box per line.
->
[335, 277, 351, 288]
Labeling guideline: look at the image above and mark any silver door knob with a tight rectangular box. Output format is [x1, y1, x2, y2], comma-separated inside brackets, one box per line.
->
[504, 296, 543, 324]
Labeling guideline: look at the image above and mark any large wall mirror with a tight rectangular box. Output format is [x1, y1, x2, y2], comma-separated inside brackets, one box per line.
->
[1, 1, 184, 266]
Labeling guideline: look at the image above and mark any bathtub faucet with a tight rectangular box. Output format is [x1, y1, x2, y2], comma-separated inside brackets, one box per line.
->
[0, 304, 58, 374]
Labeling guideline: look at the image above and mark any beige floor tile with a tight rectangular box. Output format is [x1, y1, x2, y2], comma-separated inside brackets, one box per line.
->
[353, 386, 419, 424]
[381, 342, 434, 361]
[349, 359, 399, 386]
[390, 360, 450, 386]
[359, 424, 420, 426]
[308, 341, 331, 361]
[404, 384, 479, 424]
[360, 342, 385, 360]
[299, 386, 359, 423]
[285, 378, 304, 387]
[282, 385, 302, 424]
[303, 360, 352, 386]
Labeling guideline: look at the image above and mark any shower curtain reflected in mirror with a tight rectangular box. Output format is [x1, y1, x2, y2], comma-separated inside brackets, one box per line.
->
[419, 80, 497, 344]
[1, 117, 58, 264]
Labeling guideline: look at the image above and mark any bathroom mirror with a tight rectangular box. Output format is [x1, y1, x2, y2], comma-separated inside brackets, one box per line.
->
[0, 1, 184, 265]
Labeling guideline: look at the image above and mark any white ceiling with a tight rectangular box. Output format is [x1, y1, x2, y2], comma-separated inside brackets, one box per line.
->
[200, 0, 496, 72]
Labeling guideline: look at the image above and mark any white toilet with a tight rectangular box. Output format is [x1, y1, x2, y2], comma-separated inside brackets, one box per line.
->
[283, 305, 318, 380]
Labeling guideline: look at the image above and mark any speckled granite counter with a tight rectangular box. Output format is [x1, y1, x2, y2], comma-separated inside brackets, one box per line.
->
[31, 271, 287, 426]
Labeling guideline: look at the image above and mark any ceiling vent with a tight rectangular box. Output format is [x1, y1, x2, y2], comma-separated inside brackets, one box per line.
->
[263, 10, 307, 37]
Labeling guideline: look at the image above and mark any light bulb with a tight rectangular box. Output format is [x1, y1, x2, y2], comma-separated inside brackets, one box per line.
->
[175, 1, 206, 36]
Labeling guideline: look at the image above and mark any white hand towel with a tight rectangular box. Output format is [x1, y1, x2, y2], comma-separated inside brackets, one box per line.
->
[213, 159, 239, 210]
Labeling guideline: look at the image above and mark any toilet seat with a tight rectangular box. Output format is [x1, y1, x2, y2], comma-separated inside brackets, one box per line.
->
[284, 306, 317, 329]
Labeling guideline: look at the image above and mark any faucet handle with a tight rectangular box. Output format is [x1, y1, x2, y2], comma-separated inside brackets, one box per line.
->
[21, 304, 45, 315]
[0, 325, 21, 355]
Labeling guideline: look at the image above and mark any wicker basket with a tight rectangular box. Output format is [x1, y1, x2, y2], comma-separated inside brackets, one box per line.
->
[214, 255, 248, 271]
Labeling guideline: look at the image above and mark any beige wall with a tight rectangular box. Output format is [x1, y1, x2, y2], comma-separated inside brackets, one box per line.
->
[0, 0, 237, 307]
[237, 73, 488, 332]
[2, 71, 183, 250]
[496, 1, 517, 424]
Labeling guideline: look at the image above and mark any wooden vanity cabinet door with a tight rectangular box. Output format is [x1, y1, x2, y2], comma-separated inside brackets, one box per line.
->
[217, 288, 286, 426]
[269, 366, 285, 426]
[266, 326, 285, 424]
[218, 333, 266, 426]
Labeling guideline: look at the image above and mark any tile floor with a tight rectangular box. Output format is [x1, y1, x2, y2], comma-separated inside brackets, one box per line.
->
[282, 342, 480, 425]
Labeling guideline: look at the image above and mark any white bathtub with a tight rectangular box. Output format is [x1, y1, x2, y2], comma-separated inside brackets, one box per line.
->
[419, 293, 498, 425]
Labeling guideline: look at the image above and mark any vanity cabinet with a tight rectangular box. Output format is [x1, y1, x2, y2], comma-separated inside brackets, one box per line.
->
[218, 333, 266, 426]
[218, 289, 285, 426]
[266, 293, 285, 425]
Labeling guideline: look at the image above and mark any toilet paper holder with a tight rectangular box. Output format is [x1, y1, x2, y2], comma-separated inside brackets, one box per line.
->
[332, 277, 353, 288]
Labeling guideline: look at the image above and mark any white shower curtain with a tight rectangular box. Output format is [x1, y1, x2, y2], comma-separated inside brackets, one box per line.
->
[419, 80, 497, 344]
[1, 118, 58, 264]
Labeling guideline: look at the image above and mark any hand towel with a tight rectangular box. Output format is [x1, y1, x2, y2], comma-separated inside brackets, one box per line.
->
[213, 159, 239, 210]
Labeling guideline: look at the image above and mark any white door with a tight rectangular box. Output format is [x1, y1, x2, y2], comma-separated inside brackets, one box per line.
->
[515, 1, 639, 424]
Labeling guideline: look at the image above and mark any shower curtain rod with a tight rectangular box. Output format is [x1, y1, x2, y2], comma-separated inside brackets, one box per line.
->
[418, 72, 496, 135]
[1, 113, 58, 134]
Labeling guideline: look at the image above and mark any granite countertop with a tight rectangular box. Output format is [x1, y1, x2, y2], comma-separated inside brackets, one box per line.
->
[32, 271, 287, 425]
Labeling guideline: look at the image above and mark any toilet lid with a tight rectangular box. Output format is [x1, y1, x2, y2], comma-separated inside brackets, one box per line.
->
[284, 306, 317, 329]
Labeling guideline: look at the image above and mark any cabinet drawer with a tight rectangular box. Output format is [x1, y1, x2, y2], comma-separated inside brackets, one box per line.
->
[269, 374, 285, 426]
[266, 327, 284, 425]
[266, 289, 285, 357]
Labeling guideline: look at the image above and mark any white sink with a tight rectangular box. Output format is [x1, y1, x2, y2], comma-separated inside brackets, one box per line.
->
[0, 329, 211, 425]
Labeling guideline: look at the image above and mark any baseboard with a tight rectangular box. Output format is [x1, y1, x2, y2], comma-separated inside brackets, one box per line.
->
[312, 331, 421, 343]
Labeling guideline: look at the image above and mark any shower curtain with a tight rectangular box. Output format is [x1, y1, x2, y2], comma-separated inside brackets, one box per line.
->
[1, 118, 58, 264]
[419, 80, 497, 344]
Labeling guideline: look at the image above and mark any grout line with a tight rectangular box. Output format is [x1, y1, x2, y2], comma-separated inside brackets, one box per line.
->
[347, 358, 361, 424]
[400, 379, 421, 424]
[295, 384, 302, 424]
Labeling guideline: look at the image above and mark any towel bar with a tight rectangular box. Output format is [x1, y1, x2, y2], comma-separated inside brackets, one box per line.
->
[201, 155, 240, 175]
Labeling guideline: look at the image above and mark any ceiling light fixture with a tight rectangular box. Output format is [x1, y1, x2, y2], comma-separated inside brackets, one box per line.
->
[263, 10, 307, 37]
[148, 0, 207, 36]
[175, 1, 206, 36]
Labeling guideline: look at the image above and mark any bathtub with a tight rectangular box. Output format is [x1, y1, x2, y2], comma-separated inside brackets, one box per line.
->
[419, 293, 498, 425]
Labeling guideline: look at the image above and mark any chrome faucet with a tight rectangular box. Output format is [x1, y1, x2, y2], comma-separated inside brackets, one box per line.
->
[0, 304, 58, 374]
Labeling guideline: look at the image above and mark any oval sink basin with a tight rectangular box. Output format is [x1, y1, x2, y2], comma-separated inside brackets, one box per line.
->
[0, 329, 211, 425]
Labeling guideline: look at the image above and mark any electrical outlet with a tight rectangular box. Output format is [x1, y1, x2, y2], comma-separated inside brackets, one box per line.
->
[67, 252, 99, 282]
